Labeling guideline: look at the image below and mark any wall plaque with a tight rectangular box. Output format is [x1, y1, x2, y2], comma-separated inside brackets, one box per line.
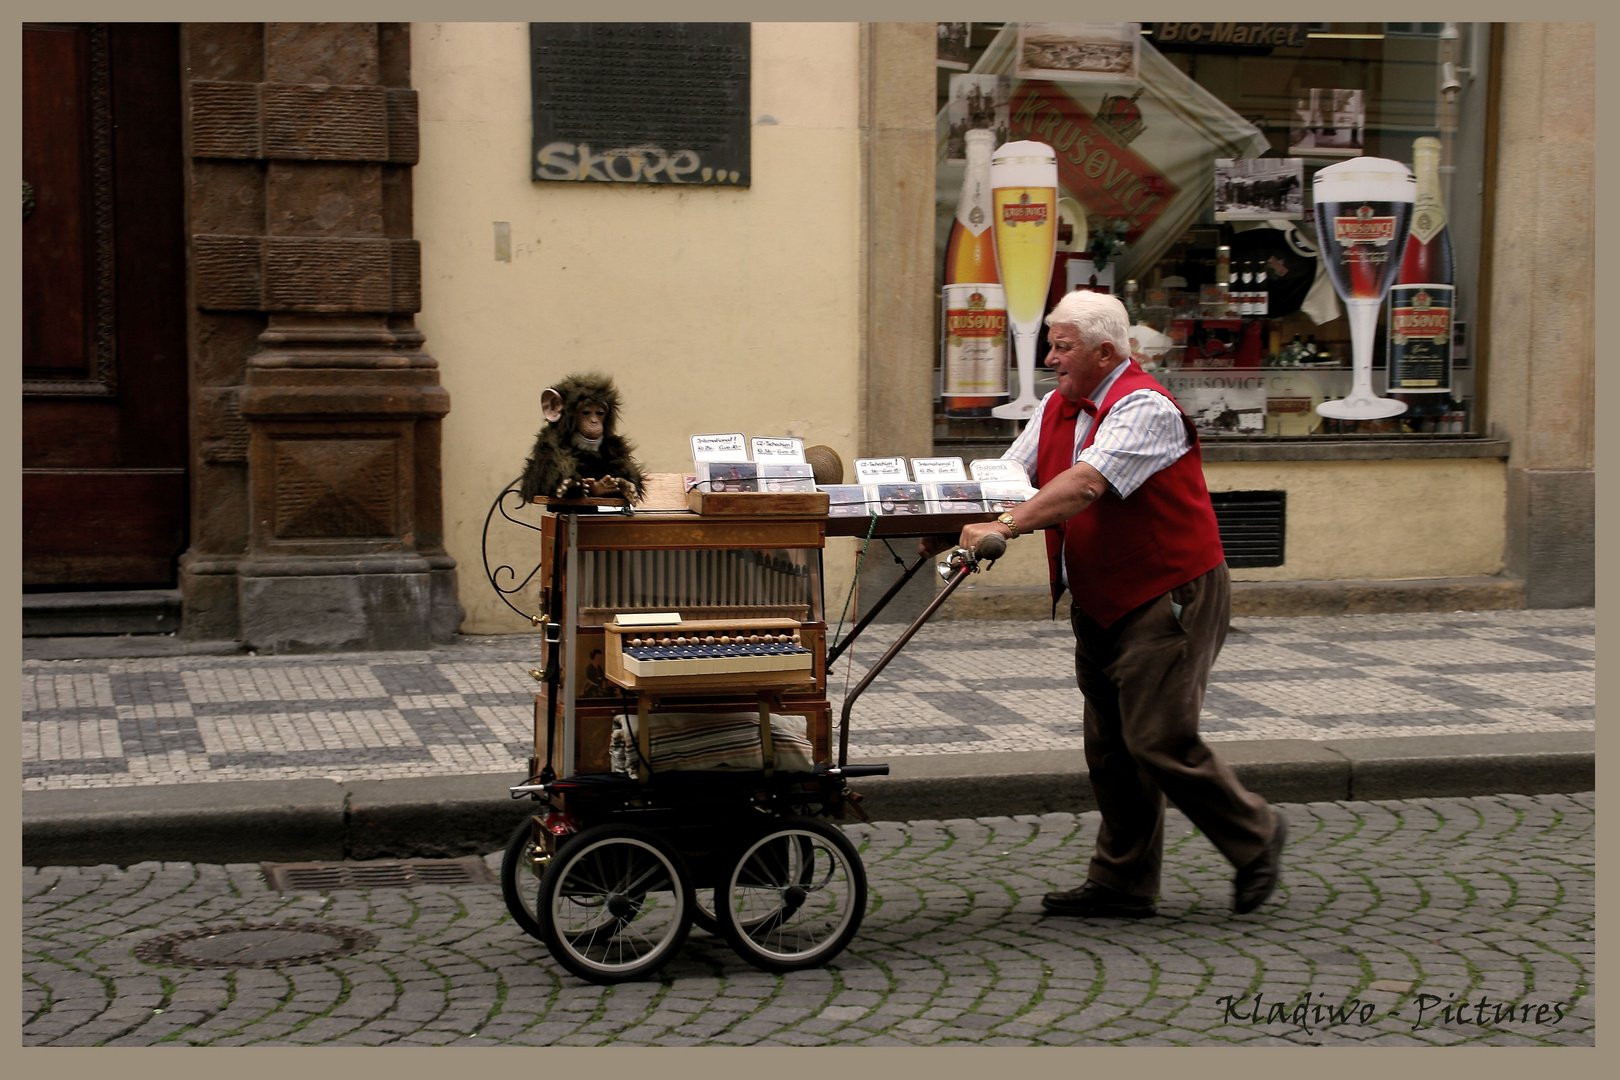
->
[530, 23, 751, 186]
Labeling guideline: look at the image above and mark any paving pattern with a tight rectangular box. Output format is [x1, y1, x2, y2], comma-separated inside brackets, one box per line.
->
[23, 793, 1594, 1046]
[22, 608, 1595, 790]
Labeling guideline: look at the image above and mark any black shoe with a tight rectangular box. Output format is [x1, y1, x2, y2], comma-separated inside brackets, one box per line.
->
[1041, 880, 1157, 918]
[1233, 811, 1288, 914]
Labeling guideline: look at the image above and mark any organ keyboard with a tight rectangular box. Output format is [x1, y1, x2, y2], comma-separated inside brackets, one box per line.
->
[604, 617, 816, 692]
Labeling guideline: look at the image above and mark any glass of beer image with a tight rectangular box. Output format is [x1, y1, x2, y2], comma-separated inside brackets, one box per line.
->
[1312, 157, 1415, 420]
[989, 141, 1059, 420]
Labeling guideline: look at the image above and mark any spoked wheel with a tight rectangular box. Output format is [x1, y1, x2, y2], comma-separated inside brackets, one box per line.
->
[536, 823, 694, 983]
[717, 817, 866, 973]
[500, 817, 549, 942]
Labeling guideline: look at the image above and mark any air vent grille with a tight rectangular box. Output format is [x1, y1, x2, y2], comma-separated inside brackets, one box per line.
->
[1211, 490, 1286, 568]
[262, 858, 495, 892]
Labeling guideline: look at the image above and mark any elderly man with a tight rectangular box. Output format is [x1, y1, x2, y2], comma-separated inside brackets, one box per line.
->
[936, 289, 1285, 918]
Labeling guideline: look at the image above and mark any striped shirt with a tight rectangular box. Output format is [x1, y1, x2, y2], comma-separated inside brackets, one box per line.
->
[1003, 362, 1191, 499]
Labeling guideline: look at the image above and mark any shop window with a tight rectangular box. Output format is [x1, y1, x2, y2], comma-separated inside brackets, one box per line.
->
[933, 22, 1490, 443]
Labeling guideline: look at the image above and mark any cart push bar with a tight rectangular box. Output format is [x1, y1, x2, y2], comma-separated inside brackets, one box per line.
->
[834, 533, 1006, 769]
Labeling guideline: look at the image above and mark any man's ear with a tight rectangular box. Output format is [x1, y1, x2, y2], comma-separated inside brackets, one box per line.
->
[541, 388, 562, 424]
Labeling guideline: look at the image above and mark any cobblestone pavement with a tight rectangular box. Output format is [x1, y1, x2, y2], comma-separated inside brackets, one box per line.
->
[23, 792, 1594, 1046]
[22, 608, 1595, 789]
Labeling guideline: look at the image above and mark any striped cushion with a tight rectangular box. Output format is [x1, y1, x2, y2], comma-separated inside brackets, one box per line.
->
[611, 711, 815, 774]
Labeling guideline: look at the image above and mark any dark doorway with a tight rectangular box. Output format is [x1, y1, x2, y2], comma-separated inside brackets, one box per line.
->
[23, 23, 189, 588]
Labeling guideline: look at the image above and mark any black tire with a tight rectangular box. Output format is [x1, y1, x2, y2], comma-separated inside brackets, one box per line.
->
[500, 817, 548, 942]
[716, 817, 866, 973]
[536, 823, 694, 984]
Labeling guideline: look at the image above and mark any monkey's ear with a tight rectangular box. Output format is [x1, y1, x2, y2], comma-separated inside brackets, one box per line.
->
[541, 388, 563, 423]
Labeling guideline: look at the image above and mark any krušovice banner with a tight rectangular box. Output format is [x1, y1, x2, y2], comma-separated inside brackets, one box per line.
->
[935, 24, 1269, 285]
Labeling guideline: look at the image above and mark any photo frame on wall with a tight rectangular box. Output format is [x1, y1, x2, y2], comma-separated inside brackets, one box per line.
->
[1287, 88, 1364, 157]
[1214, 157, 1305, 220]
[944, 74, 1011, 163]
[1016, 23, 1140, 82]
[937, 22, 970, 70]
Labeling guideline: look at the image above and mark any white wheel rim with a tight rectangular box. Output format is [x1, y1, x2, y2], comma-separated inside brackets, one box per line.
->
[548, 835, 687, 975]
[726, 828, 858, 962]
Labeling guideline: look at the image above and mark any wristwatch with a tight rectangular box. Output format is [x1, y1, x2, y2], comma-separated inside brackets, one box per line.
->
[996, 512, 1020, 538]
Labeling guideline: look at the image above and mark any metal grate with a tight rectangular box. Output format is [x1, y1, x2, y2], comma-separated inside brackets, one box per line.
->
[1211, 490, 1286, 568]
[262, 858, 496, 892]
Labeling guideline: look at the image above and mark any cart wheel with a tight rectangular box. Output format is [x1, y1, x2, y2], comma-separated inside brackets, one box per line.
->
[717, 817, 866, 973]
[536, 823, 694, 984]
[500, 817, 548, 942]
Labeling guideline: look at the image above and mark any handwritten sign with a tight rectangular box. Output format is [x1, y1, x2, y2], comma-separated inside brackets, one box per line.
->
[690, 433, 749, 462]
[751, 437, 806, 463]
[911, 457, 969, 481]
[853, 457, 909, 484]
[970, 458, 1032, 485]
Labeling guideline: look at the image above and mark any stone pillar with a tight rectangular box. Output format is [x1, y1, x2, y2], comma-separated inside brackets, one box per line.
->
[178, 23, 461, 651]
[1487, 24, 1595, 608]
[859, 22, 937, 464]
[855, 23, 939, 622]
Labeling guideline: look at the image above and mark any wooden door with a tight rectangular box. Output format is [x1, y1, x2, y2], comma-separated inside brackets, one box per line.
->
[23, 24, 189, 587]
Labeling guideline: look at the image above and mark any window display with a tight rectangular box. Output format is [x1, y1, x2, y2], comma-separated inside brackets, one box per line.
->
[935, 22, 1490, 439]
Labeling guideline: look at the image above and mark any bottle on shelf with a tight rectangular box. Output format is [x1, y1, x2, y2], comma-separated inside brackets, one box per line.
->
[942, 128, 1008, 418]
[1388, 135, 1455, 409]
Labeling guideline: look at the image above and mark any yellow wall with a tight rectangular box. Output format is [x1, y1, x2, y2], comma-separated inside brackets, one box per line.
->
[411, 23, 866, 633]
[973, 458, 1507, 587]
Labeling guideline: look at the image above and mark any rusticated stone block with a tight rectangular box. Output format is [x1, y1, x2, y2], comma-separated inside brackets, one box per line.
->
[385, 89, 418, 163]
[192, 235, 264, 309]
[193, 235, 420, 313]
[189, 80, 261, 157]
[263, 237, 393, 311]
[390, 240, 421, 313]
[262, 84, 389, 160]
[272, 436, 400, 539]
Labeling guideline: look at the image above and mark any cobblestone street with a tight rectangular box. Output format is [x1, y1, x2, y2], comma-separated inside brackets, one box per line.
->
[24, 792, 1594, 1047]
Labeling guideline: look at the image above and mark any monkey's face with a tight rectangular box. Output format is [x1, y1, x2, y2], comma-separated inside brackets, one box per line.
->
[576, 402, 607, 441]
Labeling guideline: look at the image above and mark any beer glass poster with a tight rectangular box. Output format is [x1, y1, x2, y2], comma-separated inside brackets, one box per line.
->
[941, 25, 1267, 288]
[1214, 158, 1304, 221]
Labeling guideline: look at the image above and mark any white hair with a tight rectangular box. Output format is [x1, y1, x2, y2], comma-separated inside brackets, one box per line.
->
[1045, 289, 1131, 355]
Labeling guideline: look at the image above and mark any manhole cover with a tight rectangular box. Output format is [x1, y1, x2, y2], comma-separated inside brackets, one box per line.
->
[134, 923, 378, 969]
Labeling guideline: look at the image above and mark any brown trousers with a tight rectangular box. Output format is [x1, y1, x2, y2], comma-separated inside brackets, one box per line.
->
[1070, 561, 1275, 898]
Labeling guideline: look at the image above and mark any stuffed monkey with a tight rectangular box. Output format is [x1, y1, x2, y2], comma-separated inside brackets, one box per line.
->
[517, 372, 646, 503]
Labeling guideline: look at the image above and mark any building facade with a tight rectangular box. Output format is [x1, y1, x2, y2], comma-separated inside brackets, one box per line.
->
[20, 22, 1593, 650]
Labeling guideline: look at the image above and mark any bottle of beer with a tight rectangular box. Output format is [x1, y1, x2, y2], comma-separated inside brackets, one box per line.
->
[1388, 136, 1454, 402]
[942, 128, 1008, 418]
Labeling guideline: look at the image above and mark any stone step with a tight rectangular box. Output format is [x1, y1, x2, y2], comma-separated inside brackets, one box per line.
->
[23, 589, 183, 637]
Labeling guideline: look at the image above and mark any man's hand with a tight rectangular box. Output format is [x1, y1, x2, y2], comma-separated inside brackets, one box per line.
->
[917, 534, 957, 559]
[958, 520, 1007, 555]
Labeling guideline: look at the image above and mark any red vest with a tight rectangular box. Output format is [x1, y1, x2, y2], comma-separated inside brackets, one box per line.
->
[1036, 361, 1225, 627]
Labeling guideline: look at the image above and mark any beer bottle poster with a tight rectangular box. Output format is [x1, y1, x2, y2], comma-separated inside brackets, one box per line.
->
[530, 23, 750, 186]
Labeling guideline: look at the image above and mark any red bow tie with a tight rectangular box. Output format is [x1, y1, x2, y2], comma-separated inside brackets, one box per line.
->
[1060, 397, 1098, 419]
